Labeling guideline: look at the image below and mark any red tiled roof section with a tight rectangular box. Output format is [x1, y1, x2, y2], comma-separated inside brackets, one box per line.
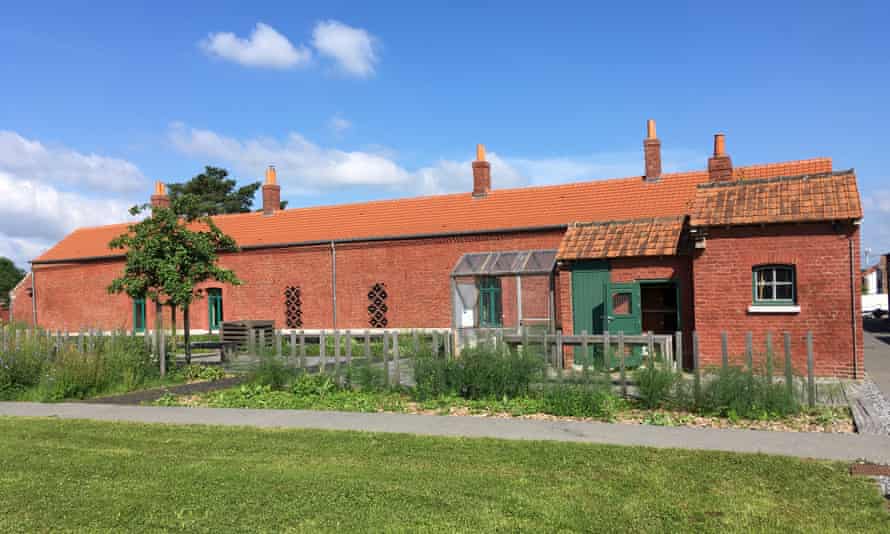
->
[557, 216, 685, 260]
[34, 158, 835, 263]
[689, 170, 862, 227]
[733, 158, 833, 180]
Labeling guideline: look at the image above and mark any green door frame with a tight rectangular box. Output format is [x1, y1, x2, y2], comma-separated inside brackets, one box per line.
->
[477, 276, 503, 327]
[207, 289, 223, 332]
[132, 298, 146, 334]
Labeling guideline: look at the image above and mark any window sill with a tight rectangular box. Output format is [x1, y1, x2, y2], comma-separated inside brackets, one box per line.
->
[747, 305, 800, 314]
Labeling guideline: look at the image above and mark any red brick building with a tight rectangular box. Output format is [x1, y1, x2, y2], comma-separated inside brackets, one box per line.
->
[10, 122, 864, 377]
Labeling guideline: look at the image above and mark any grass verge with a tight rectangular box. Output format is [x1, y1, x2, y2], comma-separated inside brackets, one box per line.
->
[0, 417, 885, 532]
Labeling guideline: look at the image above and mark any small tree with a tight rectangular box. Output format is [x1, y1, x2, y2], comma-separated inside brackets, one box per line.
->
[0, 257, 26, 307]
[108, 195, 240, 370]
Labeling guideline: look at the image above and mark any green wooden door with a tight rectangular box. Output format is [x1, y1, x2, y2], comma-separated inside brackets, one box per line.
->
[571, 261, 609, 366]
[606, 282, 642, 367]
[207, 289, 223, 332]
[478, 277, 503, 327]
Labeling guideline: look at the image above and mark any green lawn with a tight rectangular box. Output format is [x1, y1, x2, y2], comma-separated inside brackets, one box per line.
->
[0, 418, 886, 533]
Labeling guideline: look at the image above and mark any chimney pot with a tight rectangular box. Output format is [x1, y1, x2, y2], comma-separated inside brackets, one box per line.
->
[262, 165, 281, 215]
[708, 133, 733, 182]
[472, 145, 491, 197]
[150, 180, 170, 209]
[643, 119, 662, 182]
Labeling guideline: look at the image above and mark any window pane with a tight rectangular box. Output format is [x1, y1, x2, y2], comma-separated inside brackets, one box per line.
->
[756, 284, 773, 300]
[775, 284, 793, 300]
[612, 293, 631, 315]
[757, 269, 774, 283]
[775, 268, 793, 282]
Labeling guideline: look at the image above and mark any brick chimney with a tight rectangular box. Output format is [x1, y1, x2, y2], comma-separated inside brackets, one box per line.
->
[643, 119, 661, 182]
[708, 133, 733, 182]
[472, 144, 491, 197]
[262, 165, 281, 215]
[150, 181, 170, 209]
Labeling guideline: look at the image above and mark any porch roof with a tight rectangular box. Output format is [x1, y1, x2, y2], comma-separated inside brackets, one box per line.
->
[556, 216, 685, 260]
[451, 249, 557, 277]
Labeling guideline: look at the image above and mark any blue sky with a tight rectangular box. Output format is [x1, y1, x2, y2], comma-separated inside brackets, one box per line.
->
[1, 1, 889, 268]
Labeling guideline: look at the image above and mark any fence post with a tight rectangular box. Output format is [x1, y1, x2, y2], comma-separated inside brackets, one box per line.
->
[444, 330, 452, 360]
[319, 330, 326, 374]
[806, 331, 815, 408]
[765, 332, 774, 385]
[412, 330, 419, 357]
[581, 330, 589, 373]
[692, 331, 701, 403]
[363, 330, 371, 360]
[382, 332, 391, 388]
[720, 332, 728, 369]
[80, 329, 86, 353]
[602, 330, 610, 371]
[393, 331, 400, 386]
[159, 327, 166, 377]
[745, 332, 753, 370]
[674, 331, 683, 371]
[432, 331, 439, 357]
[290, 331, 297, 362]
[783, 332, 793, 400]
[647, 331, 655, 368]
[556, 330, 564, 377]
[298, 330, 306, 368]
[276, 331, 282, 358]
[618, 331, 626, 397]
[259, 329, 267, 357]
[542, 331, 549, 369]
[345, 330, 353, 369]
[334, 330, 341, 377]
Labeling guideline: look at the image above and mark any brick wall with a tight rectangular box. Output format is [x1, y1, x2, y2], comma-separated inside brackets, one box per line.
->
[17, 230, 565, 332]
[692, 223, 862, 378]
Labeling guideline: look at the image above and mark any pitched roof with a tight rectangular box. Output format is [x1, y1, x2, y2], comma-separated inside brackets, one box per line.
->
[557, 216, 685, 260]
[34, 157, 836, 263]
[689, 170, 861, 227]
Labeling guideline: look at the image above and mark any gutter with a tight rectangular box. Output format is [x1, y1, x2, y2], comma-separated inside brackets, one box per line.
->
[29, 224, 570, 266]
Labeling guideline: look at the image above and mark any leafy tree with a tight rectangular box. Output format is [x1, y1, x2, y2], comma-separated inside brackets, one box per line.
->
[107, 197, 241, 370]
[167, 166, 261, 217]
[0, 257, 26, 307]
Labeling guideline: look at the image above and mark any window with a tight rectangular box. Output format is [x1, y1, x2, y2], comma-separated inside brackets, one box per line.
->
[753, 265, 795, 304]
[612, 292, 631, 315]
[284, 286, 303, 328]
[132, 297, 146, 333]
[477, 276, 502, 327]
[368, 283, 388, 328]
[207, 288, 223, 331]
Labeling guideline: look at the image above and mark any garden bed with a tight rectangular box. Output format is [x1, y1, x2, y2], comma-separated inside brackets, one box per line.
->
[156, 383, 854, 434]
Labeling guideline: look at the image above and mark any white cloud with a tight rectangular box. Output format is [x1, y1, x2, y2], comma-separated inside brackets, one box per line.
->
[169, 123, 410, 190]
[201, 23, 312, 69]
[327, 115, 352, 136]
[0, 131, 146, 193]
[312, 20, 379, 77]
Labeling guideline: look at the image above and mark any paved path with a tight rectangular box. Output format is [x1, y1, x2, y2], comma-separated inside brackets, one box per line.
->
[863, 318, 890, 397]
[2, 401, 889, 463]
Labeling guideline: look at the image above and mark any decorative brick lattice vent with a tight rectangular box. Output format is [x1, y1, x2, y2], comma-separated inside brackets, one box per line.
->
[284, 286, 303, 328]
[368, 283, 388, 328]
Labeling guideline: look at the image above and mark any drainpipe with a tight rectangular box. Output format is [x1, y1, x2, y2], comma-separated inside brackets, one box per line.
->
[331, 241, 337, 329]
[849, 233, 858, 378]
[30, 271, 37, 327]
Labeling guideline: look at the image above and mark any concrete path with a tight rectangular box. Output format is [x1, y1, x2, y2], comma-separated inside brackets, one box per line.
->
[2, 401, 889, 463]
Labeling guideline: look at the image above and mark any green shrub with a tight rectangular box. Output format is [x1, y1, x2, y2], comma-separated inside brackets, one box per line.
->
[251, 355, 294, 391]
[697, 366, 799, 418]
[457, 343, 544, 400]
[413, 352, 462, 400]
[346, 362, 388, 391]
[634, 364, 679, 409]
[541, 383, 620, 419]
[180, 364, 226, 382]
[291, 373, 337, 398]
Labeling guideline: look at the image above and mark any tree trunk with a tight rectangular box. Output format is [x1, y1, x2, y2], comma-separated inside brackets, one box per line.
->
[184, 305, 192, 364]
[155, 299, 165, 377]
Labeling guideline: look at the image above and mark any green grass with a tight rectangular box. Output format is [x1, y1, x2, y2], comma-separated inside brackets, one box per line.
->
[0, 418, 885, 532]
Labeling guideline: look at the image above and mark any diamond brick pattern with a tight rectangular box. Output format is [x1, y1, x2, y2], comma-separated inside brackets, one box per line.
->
[367, 283, 388, 328]
[690, 170, 862, 227]
[284, 286, 303, 328]
[556, 216, 684, 260]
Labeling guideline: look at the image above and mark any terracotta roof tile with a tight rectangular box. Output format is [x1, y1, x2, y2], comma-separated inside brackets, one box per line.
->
[34, 158, 836, 263]
[557, 216, 685, 260]
[689, 170, 862, 227]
